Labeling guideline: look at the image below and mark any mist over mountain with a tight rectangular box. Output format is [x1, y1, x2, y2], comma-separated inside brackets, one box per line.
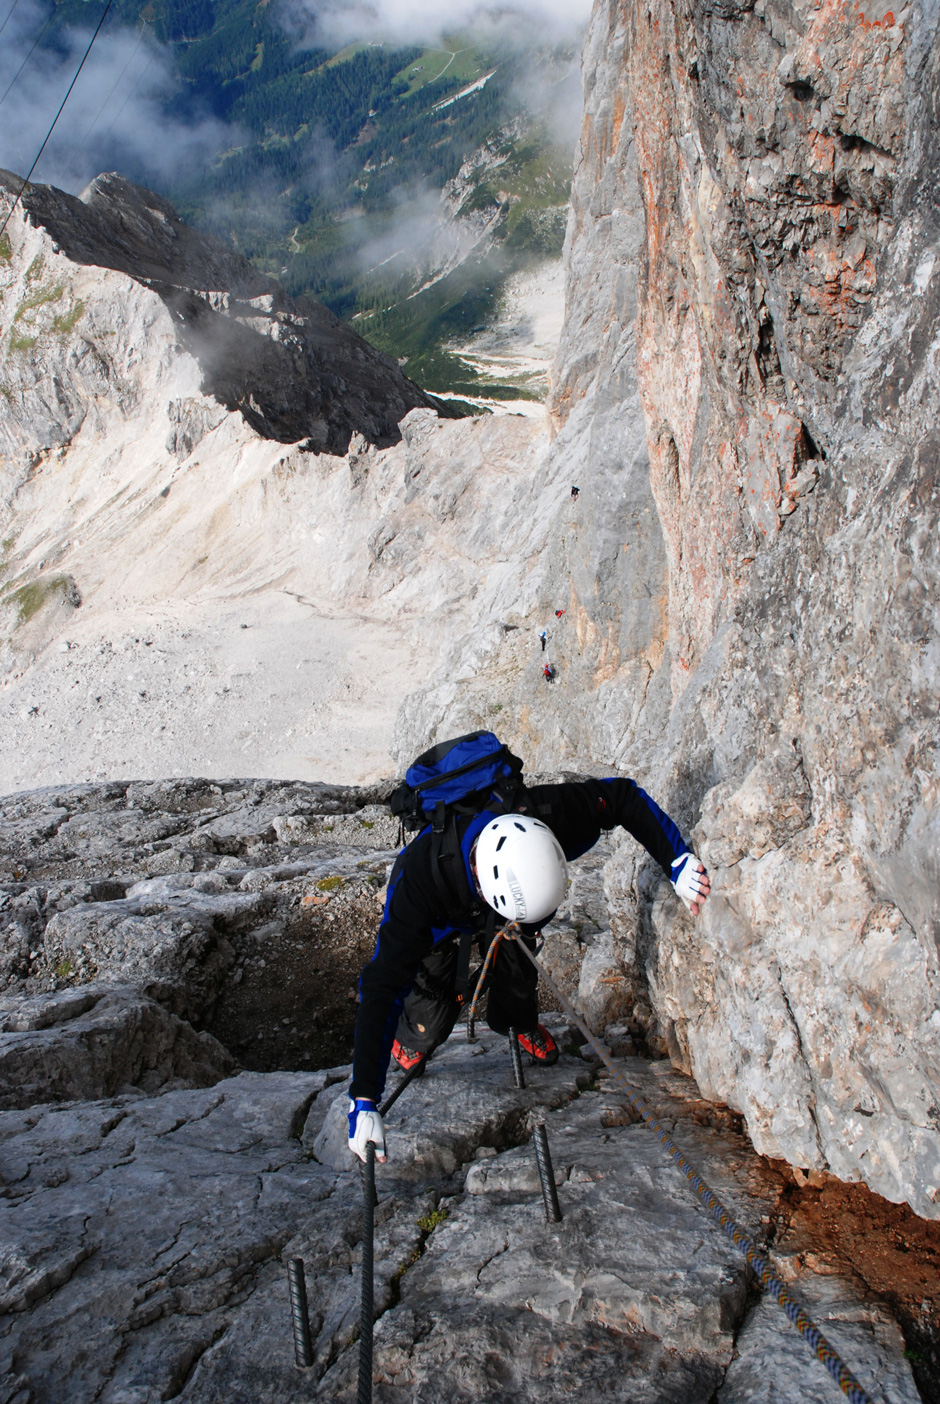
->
[0, 0, 587, 400]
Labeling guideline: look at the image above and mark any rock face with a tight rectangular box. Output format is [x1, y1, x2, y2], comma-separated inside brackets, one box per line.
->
[394, 0, 940, 1222]
[0, 170, 451, 468]
[0, 0, 938, 1255]
[0, 1008, 922, 1403]
[526, 0, 940, 1222]
[0, 777, 401, 1098]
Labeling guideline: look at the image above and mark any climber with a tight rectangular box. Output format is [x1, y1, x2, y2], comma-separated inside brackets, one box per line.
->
[554, 609, 566, 619]
[543, 662, 556, 682]
[348, 763, 711, 1163]
[570, 485, 580, 500]
[540, 630, 547, 652]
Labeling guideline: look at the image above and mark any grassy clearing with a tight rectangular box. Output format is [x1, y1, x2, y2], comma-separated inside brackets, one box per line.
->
[11, 575, 78, 624]
[52, 299, 86, 336]
[9, 332, 36, 353]
[392, 45, 486, 98]
[13, 282, 65, 324]
[0, 233, 11, 265]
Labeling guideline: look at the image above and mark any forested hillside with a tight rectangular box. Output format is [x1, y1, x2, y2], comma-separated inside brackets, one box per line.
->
[17, 0, 579, 396]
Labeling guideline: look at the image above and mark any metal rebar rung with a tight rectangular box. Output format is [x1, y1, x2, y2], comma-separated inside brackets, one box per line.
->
[533, 1123, 563, 1222]
[506, 929, 877, 1404]
[287, 1257, 313, 1368]
[358, 1141, 376, 1404]
[508, 1028, 526, 1088]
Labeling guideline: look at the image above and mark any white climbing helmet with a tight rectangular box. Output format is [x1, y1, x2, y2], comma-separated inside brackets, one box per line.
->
[473, 814, 568, 923]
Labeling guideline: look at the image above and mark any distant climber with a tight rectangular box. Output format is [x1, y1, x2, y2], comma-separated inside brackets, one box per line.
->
[540, 630, 547, 651]
[570, 485, 580, 500]
[543, 663, 556, 683]
[347, 732, 711, 1163]
[554, 609, 566, 619]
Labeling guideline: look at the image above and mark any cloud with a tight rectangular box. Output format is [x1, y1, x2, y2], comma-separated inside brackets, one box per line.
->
[0, 1, 238, 196]
[283, 0, 593, 51]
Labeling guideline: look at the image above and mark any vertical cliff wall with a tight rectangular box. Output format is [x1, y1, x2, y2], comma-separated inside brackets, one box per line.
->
[529, 0, 940, 1216]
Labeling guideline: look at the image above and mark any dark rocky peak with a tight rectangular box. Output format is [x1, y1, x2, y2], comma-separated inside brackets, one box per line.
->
[0, 168, 457, 453]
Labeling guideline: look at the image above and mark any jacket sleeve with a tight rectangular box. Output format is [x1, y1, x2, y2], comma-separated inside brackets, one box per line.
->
[524, 778, 689, 875]
[593, 776, 689, 873]
[351, 837, 438, 1102]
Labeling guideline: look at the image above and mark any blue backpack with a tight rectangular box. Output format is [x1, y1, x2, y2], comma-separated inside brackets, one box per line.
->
[388, 730, 527, 918]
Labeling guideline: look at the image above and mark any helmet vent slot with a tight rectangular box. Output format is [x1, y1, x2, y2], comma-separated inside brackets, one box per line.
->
[496, 835, 507, 851]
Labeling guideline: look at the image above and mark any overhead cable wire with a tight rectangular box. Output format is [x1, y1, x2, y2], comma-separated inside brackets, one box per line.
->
[0, 0, 116, 243]
[98, 47, 157, 143]
[0, 2, 57, 110]
[0, 0, 22, 40]
[80, 22, 149, 149]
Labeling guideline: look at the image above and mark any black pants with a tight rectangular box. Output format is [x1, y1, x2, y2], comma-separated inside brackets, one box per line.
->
[395, 930, 539, 1054]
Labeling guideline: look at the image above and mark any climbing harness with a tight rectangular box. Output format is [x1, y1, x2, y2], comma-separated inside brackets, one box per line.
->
[490, 922, 878, 1404]
[465, 923, 513, 1040]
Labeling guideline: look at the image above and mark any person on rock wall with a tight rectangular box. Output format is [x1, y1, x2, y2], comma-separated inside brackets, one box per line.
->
[543, 662, 556, 682]
[348, 740, 711, 1163]
[540, 630, 548, 651]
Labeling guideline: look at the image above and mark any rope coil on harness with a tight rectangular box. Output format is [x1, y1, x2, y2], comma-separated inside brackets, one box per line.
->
[489, 922, 878, 1404]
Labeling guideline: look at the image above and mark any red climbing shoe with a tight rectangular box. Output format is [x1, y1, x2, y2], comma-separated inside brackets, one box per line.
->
[516, 1025, 559, 1066]
[392, 1039, 425, 1072]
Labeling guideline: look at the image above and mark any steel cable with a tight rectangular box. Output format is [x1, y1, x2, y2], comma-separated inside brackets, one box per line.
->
[358, 1141, 376, 1404]
[499, 923, 880, 1404]
[0, 0, 21, 40]
[0, 3, 57, 110]
[0, 0, 116, 242]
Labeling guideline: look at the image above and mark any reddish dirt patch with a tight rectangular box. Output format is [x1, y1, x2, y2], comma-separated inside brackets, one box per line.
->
[772, 1170, 940, 1403]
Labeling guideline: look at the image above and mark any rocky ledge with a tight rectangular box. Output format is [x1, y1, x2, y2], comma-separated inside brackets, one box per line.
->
[0, 779, 936, 1402]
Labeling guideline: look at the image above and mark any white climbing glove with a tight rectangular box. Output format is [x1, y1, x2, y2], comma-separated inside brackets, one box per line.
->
[670, 853, 711, 915]
[347, 1097, 386, 1163]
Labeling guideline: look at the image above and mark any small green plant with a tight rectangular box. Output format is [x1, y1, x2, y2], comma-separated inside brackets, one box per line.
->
[54, 957, 74, 979]
[417, 1205, 449, 1233]
[316, 875, 344, 892]
[903, 1349, 924, 1363]
[359, 819, 375, 829]
[52, 299, 85, 336]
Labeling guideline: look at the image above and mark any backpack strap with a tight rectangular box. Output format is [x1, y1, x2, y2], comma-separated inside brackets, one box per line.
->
[429, 807, 476, 918]
[455, 926, 475, 998]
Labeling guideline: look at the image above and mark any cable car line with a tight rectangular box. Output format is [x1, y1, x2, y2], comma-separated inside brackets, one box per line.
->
[0, 3, 57, 110]
[0, 0, 116, 242]
[0, 0, 22, 41]
[80, 22, 148, 148]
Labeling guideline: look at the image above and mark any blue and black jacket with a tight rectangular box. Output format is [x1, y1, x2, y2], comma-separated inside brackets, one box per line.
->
[350, 777, 689, 1101]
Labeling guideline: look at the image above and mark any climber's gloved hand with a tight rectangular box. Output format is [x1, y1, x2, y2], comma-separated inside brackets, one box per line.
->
[670, 853, 711, 916]
[347, 1097, 386, 1163]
